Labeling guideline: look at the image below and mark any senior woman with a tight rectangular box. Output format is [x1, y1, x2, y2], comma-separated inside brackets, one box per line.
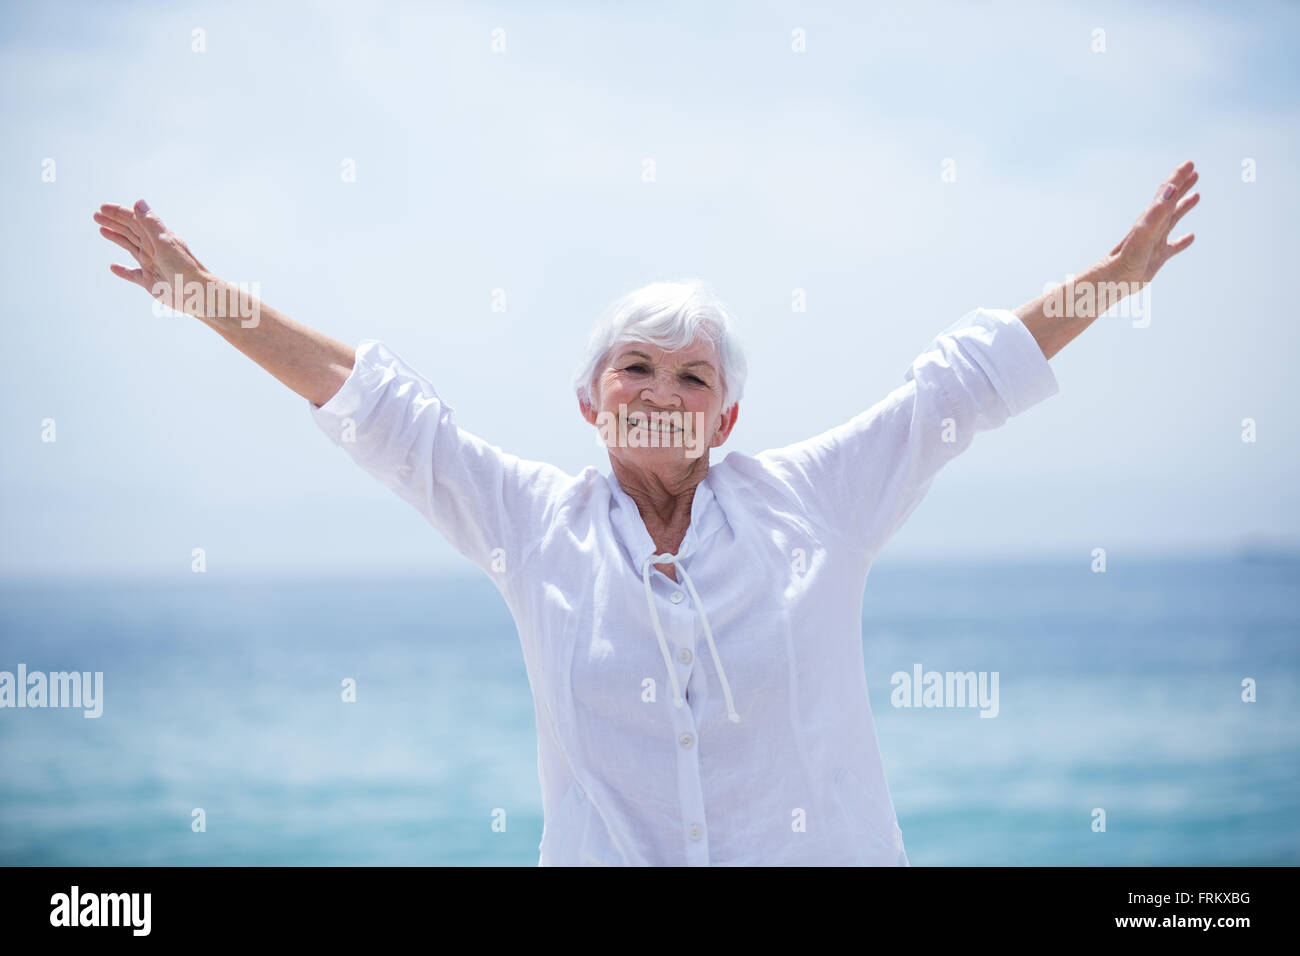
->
[93, 162, 1199, 866]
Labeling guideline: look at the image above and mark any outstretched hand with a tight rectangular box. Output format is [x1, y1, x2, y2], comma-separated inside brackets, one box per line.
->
[93, 200, 213, 315]
[1108, 161, 1199, 286]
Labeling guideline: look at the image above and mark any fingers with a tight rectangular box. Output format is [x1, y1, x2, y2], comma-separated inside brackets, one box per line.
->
[131, 199, 167, 245]
[1165, 159, 1196, 193]
[1153, 232, 1195, 276]
[109, 263, 147, 286]
[94, 200, 165, 254]
[96, 203, 154, 255]
[1168, 191, 1200, 231]
[94, 207, 147, 246]
[1164, 170, 1198, 211]
[97, 202, 138, 222]
[1152, 160, 1196, 207]
[99, 225, 143, 263]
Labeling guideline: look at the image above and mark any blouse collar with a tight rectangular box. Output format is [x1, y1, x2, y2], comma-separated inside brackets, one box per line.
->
[604, 464, 726, 572]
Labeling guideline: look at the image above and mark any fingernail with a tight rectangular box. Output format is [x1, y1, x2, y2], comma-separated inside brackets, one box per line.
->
[1162, 184, 1175, 200]
[136, 199, 150, 213]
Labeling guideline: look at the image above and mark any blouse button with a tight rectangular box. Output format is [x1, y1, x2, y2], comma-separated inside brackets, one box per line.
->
[670, 591, 685, 604]
[678, 647, 692, 664]
[688, 824, 703, 841]
[678, 733, 694, 749]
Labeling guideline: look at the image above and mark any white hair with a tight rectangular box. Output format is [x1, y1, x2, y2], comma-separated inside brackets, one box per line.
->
[572, 279, 748, 415]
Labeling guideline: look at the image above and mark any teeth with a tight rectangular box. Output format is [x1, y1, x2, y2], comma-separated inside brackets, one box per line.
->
[627, 416, 679, 431]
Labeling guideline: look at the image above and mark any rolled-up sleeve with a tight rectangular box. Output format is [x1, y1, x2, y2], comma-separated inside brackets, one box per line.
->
[309, 339, 568, 580]
[755, 307, 1059, 559]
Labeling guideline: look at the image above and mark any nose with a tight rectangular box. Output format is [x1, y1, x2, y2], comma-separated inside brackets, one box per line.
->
[641, 369, 682, 406]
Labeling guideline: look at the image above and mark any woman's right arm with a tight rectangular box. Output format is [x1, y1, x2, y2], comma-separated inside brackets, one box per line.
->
[96, 198, 577, 582]
[94, 199, 354, 407]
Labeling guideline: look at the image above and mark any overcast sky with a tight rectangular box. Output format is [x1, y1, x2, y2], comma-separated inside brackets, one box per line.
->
[2, 0, 1297, 578]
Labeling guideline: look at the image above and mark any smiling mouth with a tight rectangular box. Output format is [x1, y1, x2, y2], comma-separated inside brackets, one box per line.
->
[625, 414, 682, 432]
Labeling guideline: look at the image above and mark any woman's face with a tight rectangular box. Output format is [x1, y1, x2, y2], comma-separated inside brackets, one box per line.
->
[580, 335, 739, 470]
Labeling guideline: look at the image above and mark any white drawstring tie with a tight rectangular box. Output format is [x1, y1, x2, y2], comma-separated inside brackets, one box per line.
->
[641, 549, 741, 724]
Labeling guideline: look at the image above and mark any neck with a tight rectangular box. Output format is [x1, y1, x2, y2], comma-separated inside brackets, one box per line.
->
[610, 455, 709, 528]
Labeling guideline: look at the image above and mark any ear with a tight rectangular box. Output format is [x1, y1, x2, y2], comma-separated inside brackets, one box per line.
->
[578, 393, 598, 426]
[710, 402, 740, 447]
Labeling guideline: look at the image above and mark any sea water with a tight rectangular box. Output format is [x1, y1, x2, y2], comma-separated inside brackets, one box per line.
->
[1, 555, 1295, 865]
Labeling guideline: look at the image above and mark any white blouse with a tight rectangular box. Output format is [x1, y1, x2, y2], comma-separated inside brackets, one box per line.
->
[308, 307, 1059, 865]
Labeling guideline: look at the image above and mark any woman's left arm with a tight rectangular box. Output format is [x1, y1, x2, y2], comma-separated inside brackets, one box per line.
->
[1015, 160, 1200, 361]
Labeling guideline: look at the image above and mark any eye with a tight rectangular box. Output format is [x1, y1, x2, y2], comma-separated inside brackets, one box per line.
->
[624, 364, 649, 373]
[684, 375, 705, 384]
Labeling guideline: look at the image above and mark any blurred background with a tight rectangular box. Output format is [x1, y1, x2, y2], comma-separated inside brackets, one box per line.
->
[1, 0, 1296, 864]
